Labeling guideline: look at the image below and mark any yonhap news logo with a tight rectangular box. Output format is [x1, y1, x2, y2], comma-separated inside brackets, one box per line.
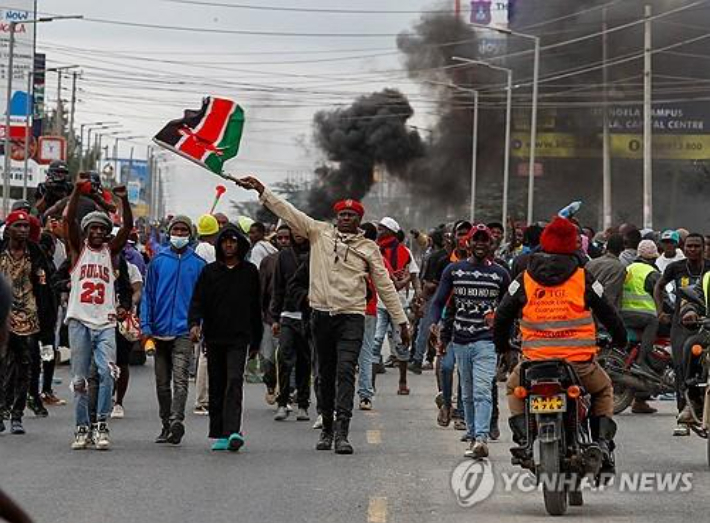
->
[450, 459, 496, 507]
[450, 460, 694, 508]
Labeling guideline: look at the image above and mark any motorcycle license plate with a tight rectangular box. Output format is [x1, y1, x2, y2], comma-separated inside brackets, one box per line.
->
[529, 394, 567, 413]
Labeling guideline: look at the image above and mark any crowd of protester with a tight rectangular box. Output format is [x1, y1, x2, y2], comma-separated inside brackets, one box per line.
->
[2, 164, 710, 463]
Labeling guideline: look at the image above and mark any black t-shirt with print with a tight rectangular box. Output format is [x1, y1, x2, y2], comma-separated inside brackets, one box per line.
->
[662, 259, 710, 316]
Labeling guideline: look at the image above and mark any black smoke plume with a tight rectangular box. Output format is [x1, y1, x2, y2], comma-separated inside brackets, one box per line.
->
[394, 0, 710, 227]
[307, 89, 424, 218]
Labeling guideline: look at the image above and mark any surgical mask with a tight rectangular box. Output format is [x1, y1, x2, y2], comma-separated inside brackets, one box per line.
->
[170, 236, 190, 250]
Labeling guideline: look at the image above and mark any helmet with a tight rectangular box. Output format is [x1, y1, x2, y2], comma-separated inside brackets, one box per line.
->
[47, 160, 69, 183]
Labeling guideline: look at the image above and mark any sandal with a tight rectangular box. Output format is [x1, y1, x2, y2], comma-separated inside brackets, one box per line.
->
[397, 385, 410, 395]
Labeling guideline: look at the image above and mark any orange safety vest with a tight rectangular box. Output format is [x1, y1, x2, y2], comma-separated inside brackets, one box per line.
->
[520, 268, 598, 362]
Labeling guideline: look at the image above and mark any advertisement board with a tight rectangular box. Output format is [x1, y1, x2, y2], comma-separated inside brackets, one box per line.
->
[0, 1, 36, 137]
[457, 1, 513, 56]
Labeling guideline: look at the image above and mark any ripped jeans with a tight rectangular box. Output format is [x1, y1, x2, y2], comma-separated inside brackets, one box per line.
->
[69, 320, 116, 427]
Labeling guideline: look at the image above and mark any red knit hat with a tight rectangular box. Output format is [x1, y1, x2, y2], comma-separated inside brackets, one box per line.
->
[540, 217, 579, 255]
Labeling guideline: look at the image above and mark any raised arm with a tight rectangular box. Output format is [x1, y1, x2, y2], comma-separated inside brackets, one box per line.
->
[65, 182, 86, 263]
[110, 185, 134, 257]
[236, 176, 320, 239]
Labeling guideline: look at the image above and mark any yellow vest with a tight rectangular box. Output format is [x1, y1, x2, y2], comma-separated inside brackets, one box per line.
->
[621, 262, 657, 315]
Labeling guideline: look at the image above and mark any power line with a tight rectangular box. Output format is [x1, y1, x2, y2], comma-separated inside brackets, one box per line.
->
[163, 0, 463, 15]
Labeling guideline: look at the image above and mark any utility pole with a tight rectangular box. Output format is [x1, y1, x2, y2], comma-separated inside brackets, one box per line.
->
[55, 71, 63, 135]
[69, 71, 78, 147]
[469, 89, 479, 222]
[602, 6, 612, 230]
[643, 4, 653, 229]
[526, 36, 541, 225]
[22, 71, 32, 200]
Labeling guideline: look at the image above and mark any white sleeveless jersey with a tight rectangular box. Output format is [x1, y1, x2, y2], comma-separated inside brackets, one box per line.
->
[66, 243, 117, 329]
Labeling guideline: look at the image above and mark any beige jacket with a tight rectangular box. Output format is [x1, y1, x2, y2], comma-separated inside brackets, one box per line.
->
[260, 188, 408, 325]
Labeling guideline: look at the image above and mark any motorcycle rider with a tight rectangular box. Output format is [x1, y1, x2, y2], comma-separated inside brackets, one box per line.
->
[494, 217, 627, 476]
[620, 239, 662, 414]
[677, 269, 710, 424]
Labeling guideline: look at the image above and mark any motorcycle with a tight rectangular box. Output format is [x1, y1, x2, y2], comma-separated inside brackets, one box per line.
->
[512, 359, 604, 516]
[597, 331, 674, 414]
[674, 287, 710, 467]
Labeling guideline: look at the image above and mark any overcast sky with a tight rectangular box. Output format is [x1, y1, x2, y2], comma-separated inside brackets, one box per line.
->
[33, 0, 447, 218]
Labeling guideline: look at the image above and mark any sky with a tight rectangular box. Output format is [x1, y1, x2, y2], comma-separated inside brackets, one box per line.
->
[31, 0, 450, 218]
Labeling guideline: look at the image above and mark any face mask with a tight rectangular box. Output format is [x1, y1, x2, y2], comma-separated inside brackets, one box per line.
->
[170, 236, 189, 250]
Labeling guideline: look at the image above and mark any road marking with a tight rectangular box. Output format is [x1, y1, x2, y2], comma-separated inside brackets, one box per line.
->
[366, 430, 382, 445]
[368, 497, 387, 523]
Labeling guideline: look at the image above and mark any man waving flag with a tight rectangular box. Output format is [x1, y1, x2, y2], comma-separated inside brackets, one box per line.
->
[154, 97, 245, 175]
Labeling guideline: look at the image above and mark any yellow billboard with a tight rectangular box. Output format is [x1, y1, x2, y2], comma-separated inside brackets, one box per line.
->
[511, 132, 710, 160]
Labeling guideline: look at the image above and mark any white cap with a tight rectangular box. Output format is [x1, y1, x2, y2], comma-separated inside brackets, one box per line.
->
[379, 217, 401, 234]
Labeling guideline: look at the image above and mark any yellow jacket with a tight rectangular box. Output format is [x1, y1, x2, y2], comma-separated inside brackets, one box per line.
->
[260, 188, 408, 324]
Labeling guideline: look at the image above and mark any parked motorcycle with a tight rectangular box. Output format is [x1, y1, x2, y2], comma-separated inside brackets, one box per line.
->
[511, 359, 604, 516]
[597, 332, 674, 414]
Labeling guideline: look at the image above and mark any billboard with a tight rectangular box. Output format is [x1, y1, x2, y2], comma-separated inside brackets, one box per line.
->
[457, 1, 514, 56]
[511, 101, 710, 161]
[116, 158, 150, 205]
[0, 1, 36, 139]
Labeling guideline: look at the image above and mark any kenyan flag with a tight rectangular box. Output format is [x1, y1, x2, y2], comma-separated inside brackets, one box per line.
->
[153, 97, 245, 175]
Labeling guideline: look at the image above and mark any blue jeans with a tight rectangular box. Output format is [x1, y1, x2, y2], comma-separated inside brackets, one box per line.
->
[413, 299, 435, 365]
[69, 320, 116, 427]
[439, 346, 463, 417]
[358, 315, 377, 400]
[452, 340, 497, 440]
[372, 308, 408, 362]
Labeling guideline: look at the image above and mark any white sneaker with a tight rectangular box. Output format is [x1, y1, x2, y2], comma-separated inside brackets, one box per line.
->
[94, 422, 111, 450]
[111, 405, 125, 419]
[72, 426, 91, 450]
[673, 423, 690, 437]
[312, 414, 323, 430]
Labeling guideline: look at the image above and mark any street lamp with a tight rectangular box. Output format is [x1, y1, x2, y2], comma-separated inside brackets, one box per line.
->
[79, 121, 119, 171]
[95, 130, 125, 170]
[84, 124, 122, 171]
[112, 135, 144, 184]
[465, 22, 540, 224]
[425, 79, 479, 221]
[2, 15, 83, 216]
[453, 57, 514, 226]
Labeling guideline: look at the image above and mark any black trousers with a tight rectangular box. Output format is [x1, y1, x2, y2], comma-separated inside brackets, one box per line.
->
[310, 311, 364, 425]
[207, 342, 248, 439]
[671, 320, 691, 412]
[2, 334, 32, 420]
[276, 317, 311, 409]
[28, 339, 41, 401]
[42, 350, 59, 394]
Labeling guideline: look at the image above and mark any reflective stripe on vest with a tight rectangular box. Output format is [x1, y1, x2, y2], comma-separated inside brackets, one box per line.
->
[704, 271, 710, 313]
[521, 268, 597, 361]
[621, 262, 657, 315]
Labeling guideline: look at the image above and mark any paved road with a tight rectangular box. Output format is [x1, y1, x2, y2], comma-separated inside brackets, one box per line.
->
[1, 361, 709, 523]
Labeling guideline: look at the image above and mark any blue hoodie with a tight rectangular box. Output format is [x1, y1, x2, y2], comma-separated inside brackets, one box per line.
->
[141, 246, 206, 338]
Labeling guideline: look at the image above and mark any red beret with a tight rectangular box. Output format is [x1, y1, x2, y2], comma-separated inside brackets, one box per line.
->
[333, 199, 365, 217]
[5, 210, 30, 227]
[540, 217, 579, 255]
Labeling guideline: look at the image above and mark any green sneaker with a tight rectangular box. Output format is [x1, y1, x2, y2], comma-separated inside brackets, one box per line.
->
[211, 438, 229, 451]
[228, 433, 245, 452]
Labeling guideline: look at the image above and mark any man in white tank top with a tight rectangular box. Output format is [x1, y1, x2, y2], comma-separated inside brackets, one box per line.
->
[65, 180, 133, 450]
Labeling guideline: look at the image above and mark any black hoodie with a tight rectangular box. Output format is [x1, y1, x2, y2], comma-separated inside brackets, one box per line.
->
[188, 225, 263, 349]
[493, 252, 627, 354]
